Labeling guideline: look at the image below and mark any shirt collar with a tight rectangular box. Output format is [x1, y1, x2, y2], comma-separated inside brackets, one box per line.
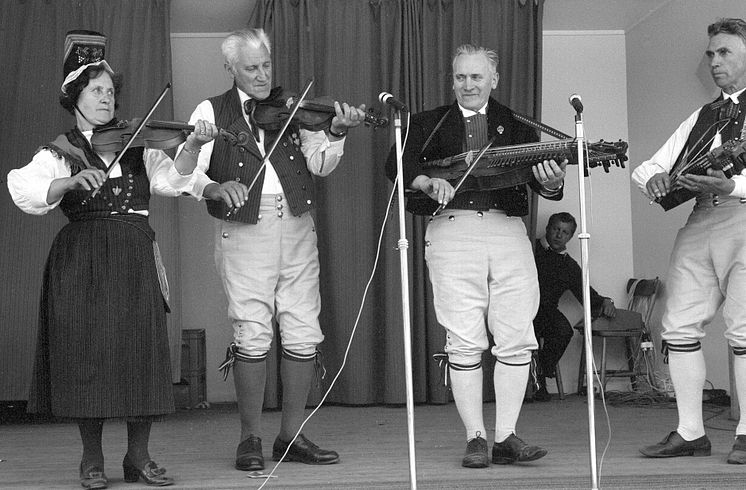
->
[458, 103, 488, 117]
[722, 87, 746, 104]
[540, 236, 567, 255]
[236, 87, 253, 106]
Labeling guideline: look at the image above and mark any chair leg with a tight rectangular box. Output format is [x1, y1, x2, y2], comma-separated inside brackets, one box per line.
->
[600, 338, 608, 393]
[577, 339, 586, 394]
[625, 337, 637, 390]
[555, 363, 565, 400]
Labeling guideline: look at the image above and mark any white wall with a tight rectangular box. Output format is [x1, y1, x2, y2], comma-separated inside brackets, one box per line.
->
[541, 31, 635, 393]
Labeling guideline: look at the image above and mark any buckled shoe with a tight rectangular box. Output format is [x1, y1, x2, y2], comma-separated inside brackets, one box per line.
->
[492, 434, 547, 464]
[235, 434, 264, 471]
[272, 433, 339, 464]
[462, 436, 489, 468]
[639, 431, 711, 458]
[727, 434, 746, 464]
[79, 462, 108, 489]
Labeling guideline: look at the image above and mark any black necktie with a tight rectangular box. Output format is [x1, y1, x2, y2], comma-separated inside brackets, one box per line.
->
[243, 99, 260, 142]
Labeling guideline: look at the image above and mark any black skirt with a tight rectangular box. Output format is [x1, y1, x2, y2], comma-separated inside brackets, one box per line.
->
[27, 214, 174, 419]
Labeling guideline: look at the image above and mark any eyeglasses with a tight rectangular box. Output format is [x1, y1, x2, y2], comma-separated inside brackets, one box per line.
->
[87, 86, 115, 99]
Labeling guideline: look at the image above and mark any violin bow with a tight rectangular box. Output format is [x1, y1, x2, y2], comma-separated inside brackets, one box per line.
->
[227, 77, 315, 218]
[432, 135, 497, 216]
[84, 82, 172, 202]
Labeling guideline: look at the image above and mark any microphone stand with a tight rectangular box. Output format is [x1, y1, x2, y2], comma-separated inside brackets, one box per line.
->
[574, 108, 599, 489]
[392, 108, 418, 489]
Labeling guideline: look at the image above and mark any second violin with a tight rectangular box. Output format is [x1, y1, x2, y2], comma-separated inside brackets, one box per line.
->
[251, 87, 388, 132]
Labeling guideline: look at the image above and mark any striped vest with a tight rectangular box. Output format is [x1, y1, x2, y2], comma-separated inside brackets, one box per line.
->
[206, 87, 316, 224]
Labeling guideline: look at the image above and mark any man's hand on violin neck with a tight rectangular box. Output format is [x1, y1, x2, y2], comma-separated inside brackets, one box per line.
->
[331, 101, 367, 131]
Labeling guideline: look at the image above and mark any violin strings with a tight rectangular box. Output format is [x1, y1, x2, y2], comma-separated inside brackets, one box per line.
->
[257, 112, 411, 488]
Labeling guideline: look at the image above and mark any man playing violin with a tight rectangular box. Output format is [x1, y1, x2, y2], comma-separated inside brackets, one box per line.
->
[634, 18, 746, 464]
[385, 44, 566, 468]
[172, 27, 366, 471]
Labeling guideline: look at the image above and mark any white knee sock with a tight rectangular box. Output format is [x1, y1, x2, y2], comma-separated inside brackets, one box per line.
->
[450, 367, 486, 441]
[669, 349, 706, 440]
[494, 361, 530, 443]
[733, 355, 746, 436]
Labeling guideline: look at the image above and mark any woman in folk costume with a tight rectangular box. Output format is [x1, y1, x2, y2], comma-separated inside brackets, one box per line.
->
[7, 30, 217, 488]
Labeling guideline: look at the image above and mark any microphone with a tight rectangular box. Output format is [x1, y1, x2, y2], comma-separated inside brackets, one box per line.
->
[379, 92, 407, 111]
[569, 93, 583, 114]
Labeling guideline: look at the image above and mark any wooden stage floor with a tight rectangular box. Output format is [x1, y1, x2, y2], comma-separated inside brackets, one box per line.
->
[1, 394, 743, 489]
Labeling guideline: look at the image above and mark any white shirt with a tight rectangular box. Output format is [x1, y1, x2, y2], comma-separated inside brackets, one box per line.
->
[632, 88, 746, 199]
[7, 130, 180, 215]
[170, 87, 346, 200]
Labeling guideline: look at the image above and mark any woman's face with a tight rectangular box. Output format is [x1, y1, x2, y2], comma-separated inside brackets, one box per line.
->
[75, 71, 115, 130]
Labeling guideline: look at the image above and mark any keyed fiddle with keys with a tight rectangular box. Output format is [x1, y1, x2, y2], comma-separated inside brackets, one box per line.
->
[416, 138, 627, 187]
[654, 138, 746, 210]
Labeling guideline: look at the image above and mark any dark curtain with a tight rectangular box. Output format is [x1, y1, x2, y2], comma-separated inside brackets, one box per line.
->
[0, 0, 182, 399]
[249, 0, 544, 405]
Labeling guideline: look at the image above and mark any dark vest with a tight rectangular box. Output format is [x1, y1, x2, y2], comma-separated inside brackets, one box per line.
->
[406, 100, 538, 217]
[45, 138, 149, 221]
[206, 87, 316, 224]
[679, 97, 745, 161]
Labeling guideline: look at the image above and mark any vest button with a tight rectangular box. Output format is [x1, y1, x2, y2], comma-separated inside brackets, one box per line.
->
[276, 203, 283, 210]
[235, 177, 241, 182]
[306, 199, 312, 205]
[289, 155, 295, 160]
[477, 211, 483, 218]
[257, 214, 263, 220]
[238, 162, 244, 167]
[297, 170, 302, 175]
[277, 211, 284, 217]
[276, 195, 283, 201]
[222, 232, 229, 239]
[302, 186, 306, 190]
[240, 147, 245, 152]
[283, 142, 288, 147]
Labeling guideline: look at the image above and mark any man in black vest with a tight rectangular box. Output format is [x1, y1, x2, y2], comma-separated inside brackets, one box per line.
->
[633, 18, 746, 464]
[385, 44, 566, 468]
[173, 28, 366, 471]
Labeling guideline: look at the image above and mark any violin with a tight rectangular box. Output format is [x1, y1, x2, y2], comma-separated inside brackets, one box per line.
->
[251, 87, 388, 132]
[91, 119, 251, 153]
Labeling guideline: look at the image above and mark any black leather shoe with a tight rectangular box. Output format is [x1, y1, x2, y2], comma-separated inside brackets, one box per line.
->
[80, 462, 108, 489]
[533, 387, 551, 402]
[727, 435, 746, 464]
[462, 436, 489, 468]
[123, 455, 174, 486]
[639, 431, 711, 458]
[492, 434, 547, 464]
[272, 433, 339, 465]
[236, 434, 264, 471]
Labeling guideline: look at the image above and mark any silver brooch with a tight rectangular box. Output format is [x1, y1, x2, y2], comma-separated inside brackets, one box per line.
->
[112, 186, 122, 196]
[497, 125, 504, 134]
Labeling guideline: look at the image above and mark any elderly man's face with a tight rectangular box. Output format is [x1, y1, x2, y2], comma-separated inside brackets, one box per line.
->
[707, 33, 746, 94]
[452, 53, 498, 112]
[229, 43, 272, 101]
